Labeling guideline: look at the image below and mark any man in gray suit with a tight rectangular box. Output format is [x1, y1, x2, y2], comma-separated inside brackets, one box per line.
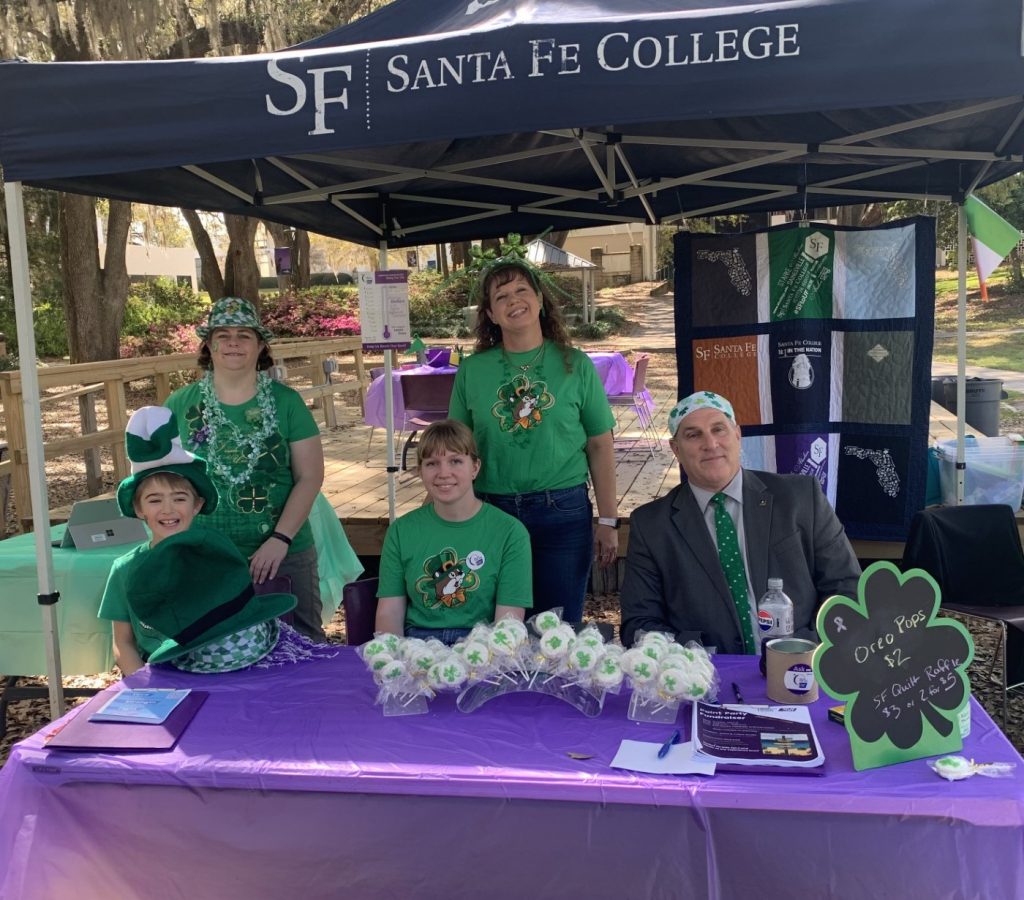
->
[620, 391, 860, 652]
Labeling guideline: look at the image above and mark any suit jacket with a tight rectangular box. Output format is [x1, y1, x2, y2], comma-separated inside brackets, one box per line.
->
[620, 470, 861, 651]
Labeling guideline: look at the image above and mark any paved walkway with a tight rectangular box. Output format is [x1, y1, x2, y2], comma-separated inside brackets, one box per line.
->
[930, 362, 1024, 392]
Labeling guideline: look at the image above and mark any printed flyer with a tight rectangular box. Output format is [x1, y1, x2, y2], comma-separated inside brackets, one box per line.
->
[691, 702, 825, 769]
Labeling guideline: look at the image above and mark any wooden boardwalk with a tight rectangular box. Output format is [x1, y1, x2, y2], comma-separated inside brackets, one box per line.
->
[37, 392, 1005, 562]
[324, 393, 977, 559]
[324, 380, 679, 557]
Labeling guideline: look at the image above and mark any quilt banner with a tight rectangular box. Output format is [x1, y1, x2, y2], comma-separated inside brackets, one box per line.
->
[674, 217, 935, 540]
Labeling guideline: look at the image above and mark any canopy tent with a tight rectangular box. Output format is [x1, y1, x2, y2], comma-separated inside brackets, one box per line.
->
[1, 0, 1024, 242]
[2, 0, 1024, 717]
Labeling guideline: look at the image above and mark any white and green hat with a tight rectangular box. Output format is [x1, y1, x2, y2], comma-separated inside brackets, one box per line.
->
[116, 406, 218, 517]
[196, 296, 273, 343]
[667, 391, 736, 437]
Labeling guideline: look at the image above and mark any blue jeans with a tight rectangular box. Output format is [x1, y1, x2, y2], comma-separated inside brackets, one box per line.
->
[479, 484, 593, 623]
[405, 626, 473, 646]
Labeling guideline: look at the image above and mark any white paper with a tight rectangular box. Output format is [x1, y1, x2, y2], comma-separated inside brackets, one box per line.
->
[611, 739, 717, 776]
[358, 270, 411, 347]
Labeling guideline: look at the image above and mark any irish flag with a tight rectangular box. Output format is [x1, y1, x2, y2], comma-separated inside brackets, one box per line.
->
[964, 194, 1021, 285]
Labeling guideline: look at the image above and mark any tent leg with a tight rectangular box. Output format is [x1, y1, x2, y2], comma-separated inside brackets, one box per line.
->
[956, 203, 967, 505]
[4, 181, 66, 721]
[380, 241, 397, 522]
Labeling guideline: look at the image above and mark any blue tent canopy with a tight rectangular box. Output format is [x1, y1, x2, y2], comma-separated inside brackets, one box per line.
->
[1, 0, 1023, 246]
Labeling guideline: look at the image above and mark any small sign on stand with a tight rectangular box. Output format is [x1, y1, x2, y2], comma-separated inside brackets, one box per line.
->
[813, 561, 974, 771]
[358, 270, 411, 351]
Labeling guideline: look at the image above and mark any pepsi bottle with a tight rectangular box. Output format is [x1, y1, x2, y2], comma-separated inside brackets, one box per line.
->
[757, 578, 794, 674]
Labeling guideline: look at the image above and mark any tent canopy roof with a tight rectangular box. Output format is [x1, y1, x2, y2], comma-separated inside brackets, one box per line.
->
[2, 0, 1023, 246]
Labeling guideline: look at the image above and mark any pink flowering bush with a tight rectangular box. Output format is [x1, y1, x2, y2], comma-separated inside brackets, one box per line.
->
[261, 287, 361, 337]
[120, 323, 201, 358]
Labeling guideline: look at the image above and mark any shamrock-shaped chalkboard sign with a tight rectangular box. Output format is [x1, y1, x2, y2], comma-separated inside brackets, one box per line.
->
[813, 561, 974, 771]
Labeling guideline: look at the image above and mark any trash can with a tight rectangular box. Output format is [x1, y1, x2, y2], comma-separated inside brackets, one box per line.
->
[931, 375, 955, 411]
[941, 377, 1006, 437]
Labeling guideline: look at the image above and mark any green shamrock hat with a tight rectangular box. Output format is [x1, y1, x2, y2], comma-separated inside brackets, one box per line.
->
[126, 525, 296, 667]
[667, 391, 736, 437]
[116, 406, 218, 517]
[196, 296, 273, 343]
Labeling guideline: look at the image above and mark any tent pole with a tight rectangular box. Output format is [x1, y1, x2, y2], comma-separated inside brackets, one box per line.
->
[379, 241, 397, 522]
[956, 202, 967, 505]
[4, 181, 65, 719]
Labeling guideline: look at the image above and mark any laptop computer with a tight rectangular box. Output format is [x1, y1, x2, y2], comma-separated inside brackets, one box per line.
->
[59, 497, 148, 550]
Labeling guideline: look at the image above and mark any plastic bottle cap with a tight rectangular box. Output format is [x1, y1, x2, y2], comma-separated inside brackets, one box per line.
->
[767, 578, 784, 590]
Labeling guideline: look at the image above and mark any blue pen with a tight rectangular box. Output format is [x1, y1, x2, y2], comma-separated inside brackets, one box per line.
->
[656, 728, 681, 759]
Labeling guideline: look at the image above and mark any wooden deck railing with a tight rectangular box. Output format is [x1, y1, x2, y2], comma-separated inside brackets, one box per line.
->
[0, 336, 366, 530]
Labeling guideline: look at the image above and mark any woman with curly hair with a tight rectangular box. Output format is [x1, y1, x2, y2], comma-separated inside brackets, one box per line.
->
[448, 250, 618, 624]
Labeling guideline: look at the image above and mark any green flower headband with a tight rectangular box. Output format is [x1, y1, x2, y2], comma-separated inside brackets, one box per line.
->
[466, 232, 571, 305]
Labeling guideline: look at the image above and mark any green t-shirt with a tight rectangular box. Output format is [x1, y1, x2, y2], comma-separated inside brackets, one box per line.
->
[97, 541, 162, 660]
[448, 341, 615, 495]
[166, 379, 319, 557]
[378, 502, 533, 631]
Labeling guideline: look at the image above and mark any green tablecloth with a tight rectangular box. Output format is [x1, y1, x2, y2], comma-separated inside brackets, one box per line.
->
[0, 493, 362, 677]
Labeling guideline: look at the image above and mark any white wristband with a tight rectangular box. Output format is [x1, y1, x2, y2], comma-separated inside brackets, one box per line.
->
[597, 517, 621, 529]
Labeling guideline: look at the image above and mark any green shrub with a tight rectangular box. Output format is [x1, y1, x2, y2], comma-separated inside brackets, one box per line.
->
[123, 279, 209, 338]
[0, 353, 19, 371]
[260, 273, 355, 289]
[596, 305, 628, 328]
[32, 301, 69, 357]
[407, 270, 465, 337]
[571, 320, 613, 340]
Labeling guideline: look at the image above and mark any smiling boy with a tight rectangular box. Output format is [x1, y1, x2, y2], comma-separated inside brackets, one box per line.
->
[98, 406, 219, 675]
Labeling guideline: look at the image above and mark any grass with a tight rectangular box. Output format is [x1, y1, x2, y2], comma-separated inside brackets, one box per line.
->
[933, 268, 1024, 333]
[932, 333, 1024, 370]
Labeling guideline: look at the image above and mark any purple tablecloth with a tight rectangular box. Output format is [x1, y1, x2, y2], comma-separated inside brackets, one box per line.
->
[363, 364, 457, 429]
[2, 651, 1022, 898]
[587, 350, 635, 396]
[363, 352, 639, 429]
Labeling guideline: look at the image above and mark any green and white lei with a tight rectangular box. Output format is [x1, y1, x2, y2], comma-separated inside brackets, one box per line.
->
[198, 370, 278, 488]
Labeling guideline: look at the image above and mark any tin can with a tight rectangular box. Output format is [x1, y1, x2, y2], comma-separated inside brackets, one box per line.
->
[765, 638, 819, 704]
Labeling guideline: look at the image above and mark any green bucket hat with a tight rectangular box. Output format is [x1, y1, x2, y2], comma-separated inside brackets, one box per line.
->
[196, 296, 273, 343]
[116, 406, 218, 517]
[126, 525, 296, 667]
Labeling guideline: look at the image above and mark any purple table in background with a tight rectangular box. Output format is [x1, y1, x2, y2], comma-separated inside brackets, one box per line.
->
[363, 352, 638, 429]
[363, 364, 458, 429]
[2, 652, 1022, 899]
[587, 350, 634, 395]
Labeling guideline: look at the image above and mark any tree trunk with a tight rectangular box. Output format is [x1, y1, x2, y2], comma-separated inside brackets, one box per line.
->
[223, 214, 261, 302]
[436, 243, 449, 278]
[836, 204, 884, 228]
[295, 229, 310, 288]
[263, 221, 311, 290]
[451, 241, 472, 269]
[182, 208, 225, 298]
[1011, 247, 1024, 291]
[59, 193, 131, 362]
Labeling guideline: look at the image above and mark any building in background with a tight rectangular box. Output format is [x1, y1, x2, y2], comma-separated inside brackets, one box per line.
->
[562, 223, 657, 287]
